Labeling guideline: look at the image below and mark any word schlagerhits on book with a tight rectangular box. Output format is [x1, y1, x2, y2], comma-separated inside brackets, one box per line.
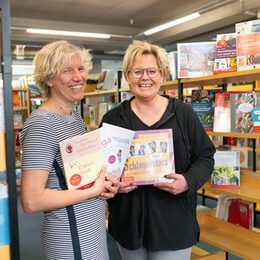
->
[122, 129, 175, 185]
[59, 124, 175, 189]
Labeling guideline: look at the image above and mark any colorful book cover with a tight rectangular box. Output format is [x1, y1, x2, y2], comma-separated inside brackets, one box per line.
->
[59, 124, 134, 190]
[177, 42, 216, 78]
[211, 150, 240, 189]
[166, 51, 178, 81]
[59, 129, 105, 190]
[214, 33, 237, 74]
[101, 123, 135, 176]
[230, 146, 248, 168]
[103, 70, 118, 90]
[0, 185, 10, 246]
[230, 93, 256, 133]
[191, 102, 213, 130]
[121, 129, 175, 185]
[252, 108, 260, 133]
[236, 19, 260, 71]
[213, 93, 231, 132]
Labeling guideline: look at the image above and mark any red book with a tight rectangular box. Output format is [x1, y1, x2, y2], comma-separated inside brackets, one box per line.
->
[228, 198, 240, 225]
[239, 200, 253, 229]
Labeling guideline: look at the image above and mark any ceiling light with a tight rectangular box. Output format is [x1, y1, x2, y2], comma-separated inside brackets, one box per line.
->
[144, 12, 200, 35]
[26, 28, 111, 39]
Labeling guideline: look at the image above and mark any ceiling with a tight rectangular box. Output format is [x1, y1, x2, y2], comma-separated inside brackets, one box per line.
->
[9, 0, 260, 62]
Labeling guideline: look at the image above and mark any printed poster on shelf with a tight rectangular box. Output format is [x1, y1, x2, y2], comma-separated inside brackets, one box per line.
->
[59, 124, 134, 190]
[236, 19, 260, 71]
[177, 42, 216, 78]
[211, 150, 240, 189]
[121, 129, 175, 185]
[214, 33, 237, 74]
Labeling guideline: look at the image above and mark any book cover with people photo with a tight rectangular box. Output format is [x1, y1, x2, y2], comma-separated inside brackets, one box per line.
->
[211, 150, 240, 189]
[59, 123, 134, 190]
[121, 129, 175, 185]
[214, 33, 237, 74]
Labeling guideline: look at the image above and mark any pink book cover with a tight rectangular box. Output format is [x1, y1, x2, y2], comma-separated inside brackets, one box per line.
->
[59, 129, 104, 190]
[121, 129, 175, 185]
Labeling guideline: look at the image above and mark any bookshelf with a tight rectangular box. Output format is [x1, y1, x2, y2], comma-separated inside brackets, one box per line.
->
[13, 75, 30, 169]
[82, 72, 122, 130]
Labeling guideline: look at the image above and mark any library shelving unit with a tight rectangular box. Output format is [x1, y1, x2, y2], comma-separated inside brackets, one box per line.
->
[82, 71, 122, 130]
[13, 75, 30, 169]
[1, 0, 20, 259]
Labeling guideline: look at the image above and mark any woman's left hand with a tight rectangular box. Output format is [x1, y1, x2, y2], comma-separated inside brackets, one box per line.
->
[98, 175, 120, 200]
[153, 173, 188, 195]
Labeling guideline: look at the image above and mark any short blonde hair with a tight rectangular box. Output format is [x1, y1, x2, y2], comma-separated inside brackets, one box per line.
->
[33, 40, 92, 98]
[123, 40, 169, 80]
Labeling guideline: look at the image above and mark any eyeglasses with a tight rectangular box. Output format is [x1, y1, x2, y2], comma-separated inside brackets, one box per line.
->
[129, 68, 162, 79]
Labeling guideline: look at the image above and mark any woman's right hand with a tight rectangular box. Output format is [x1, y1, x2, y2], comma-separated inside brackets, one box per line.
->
[118, 182, 138, 193]
[90, 166, 107, 196]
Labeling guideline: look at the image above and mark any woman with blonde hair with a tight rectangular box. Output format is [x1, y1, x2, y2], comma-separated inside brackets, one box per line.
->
[21, 40, 118, 260]
[101, 40, 215, 260]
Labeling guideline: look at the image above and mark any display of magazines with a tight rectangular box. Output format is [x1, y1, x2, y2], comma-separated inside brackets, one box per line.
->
[177, 42, 216, 78]
[211, 150, 240, 189]
[59, 123, 134, 190]
[121, 129, 175, 185]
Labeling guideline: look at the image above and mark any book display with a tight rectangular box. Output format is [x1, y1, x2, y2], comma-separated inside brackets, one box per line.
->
[122, 129, 175, 185]
[211, 150, 240, 189]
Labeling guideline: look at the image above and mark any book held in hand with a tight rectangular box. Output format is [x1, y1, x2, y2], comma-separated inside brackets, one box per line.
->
[121, 129, 175, 185]
[59, 123, 134, 190]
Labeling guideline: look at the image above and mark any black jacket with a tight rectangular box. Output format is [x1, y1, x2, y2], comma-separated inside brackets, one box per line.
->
[101, 95, 215, 250]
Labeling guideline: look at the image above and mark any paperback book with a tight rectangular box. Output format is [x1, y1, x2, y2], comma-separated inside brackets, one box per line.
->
[211, 150, 240, 189]
[59, 123, 134, 190]
[236, 19, 260, 71]
[214, 33, 237, 74]
[228, 198, 254, 229]
[252, 108, 260, 133]
[230, 92, 256, 133]
[213, 93, 231, 132]
[177, 42, 216, 78]
[191, 89, 213, 130]
[121, 129, 175, 185]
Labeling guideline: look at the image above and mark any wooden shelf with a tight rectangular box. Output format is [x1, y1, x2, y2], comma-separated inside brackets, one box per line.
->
[12, 87, 27, 92]
[202, 173, 260, 204]
[14, 125, 23, 130]
[197, 208, 260, 260]
[119, 87, 131, 92]
[84, 89, 117, 97]
[15, 162, 22, 168]
[207, 131, 260, 139]
[181, 68, 260, 88]
[160, 80, 179, 91]
[13, 106, 27, 110]
[85, 124, 99, 129]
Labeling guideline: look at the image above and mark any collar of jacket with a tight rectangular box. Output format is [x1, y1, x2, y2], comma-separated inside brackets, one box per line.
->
[117, 95, 180, 129]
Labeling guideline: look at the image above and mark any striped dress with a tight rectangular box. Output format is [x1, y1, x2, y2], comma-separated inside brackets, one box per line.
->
[21, 109, 109, 260]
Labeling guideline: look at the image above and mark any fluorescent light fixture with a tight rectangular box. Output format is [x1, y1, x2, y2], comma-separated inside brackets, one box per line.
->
[144, 12, 200, 35]
[26, 28, 111, 39]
